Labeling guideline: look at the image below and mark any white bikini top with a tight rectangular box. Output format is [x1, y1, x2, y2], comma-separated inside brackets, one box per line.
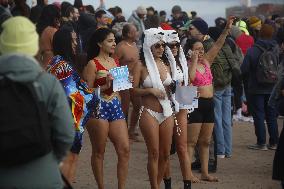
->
[142, 72, 172, 88]
[176, 65, 184, 84]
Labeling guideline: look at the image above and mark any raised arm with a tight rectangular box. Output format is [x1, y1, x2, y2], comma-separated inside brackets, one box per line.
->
[188, 50, 199, 83]
[204, 16, 234, 64]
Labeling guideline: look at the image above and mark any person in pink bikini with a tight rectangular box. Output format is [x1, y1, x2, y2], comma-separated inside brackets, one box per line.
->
[185, 16, 234, 182]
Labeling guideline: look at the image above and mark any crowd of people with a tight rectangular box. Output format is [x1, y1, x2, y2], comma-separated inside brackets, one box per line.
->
[0, 0, 283, 189]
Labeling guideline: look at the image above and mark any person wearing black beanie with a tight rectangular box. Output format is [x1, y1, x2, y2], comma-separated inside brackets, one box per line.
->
[208, 27, 223, 41]
[191, 18, 209, 36]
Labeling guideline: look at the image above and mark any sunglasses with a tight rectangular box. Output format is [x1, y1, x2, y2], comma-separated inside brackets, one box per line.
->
[154, 43, 166, 49]
[167, 42, 180, 49]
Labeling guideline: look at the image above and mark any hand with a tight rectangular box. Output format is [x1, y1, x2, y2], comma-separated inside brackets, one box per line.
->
[169, 81, 177, 94]
[191, 50, 199, 63]
[150, 88, 166, 99]
[105, 73, 114, 88]
[186, 49, 193, 60]
[128, 75, 134, 83]
[225, 16, 235, 30]
[196, 91, 201, 98]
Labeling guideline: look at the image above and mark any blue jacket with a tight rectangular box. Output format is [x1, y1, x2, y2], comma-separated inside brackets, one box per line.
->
[241, 39, 279, 95]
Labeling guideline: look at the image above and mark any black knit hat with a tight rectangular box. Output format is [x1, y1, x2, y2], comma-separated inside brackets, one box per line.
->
[191, 18, 208, 35]
[208, 27, 222, 41]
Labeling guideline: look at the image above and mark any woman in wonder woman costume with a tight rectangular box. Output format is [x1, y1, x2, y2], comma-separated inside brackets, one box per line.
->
[83, 27, 130, 189]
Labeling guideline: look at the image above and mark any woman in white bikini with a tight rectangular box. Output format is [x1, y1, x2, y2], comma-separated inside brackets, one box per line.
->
[163, 29, 192, 189]
[132, 28, 174, 189]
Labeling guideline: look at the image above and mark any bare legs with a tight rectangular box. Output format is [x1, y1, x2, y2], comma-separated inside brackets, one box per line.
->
[109, 120, 130, 189]
[163, 110, 192, 182]
[139, 109, 174, 189]
[175, 110, 192, 180]
[60, 152, 79, 183]
[199, 123, 218, 182]
[187, 123, 202, 183]
[86, 118, 130, 189]
[187, 122, 218, 182]
[120, 90, 142, 141]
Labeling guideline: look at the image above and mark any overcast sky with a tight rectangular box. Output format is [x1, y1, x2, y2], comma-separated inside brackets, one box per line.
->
[43, 0, 284, 26]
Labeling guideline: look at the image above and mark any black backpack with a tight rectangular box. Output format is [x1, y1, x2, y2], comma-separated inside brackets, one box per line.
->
[255, 44, 279, 84]
[0, 72, 52, 167]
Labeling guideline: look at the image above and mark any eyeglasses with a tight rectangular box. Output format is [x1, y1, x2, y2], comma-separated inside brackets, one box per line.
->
[167, 42, 180, 49]
[154, 43, 166, 49]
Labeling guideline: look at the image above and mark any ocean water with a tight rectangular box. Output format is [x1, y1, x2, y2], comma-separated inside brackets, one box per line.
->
[45, 0, 284, 26]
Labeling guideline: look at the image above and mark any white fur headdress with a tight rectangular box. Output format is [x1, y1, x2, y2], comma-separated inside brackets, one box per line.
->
[164, 30, 189, 112]
[164, 30, 189, 86]
[143, 28, 172, 117]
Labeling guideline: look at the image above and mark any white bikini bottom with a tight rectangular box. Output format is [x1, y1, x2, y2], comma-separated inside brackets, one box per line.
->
[138, 106, 182, 135]
[139, 106, 170, 125]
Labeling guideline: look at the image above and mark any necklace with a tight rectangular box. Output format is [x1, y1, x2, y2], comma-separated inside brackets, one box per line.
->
[125, 41, 135, 47]
[100, 55, 112, 64]
[157, 59, 169, 74]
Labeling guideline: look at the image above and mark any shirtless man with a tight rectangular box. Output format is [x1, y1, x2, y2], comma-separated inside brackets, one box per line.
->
[114, 23, 141, 141]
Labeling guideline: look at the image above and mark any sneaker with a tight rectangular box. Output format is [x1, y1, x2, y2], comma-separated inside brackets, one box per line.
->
[233, 114, 240, 121]
[247, 144, 268, 151]
[248, 116, 254, 123]
[225, 154, 232, 158]
[267, 144, 277, 150]
[217, 154, 225, 158]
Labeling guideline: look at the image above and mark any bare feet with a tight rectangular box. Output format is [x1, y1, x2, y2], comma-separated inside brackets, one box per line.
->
[189, 174, 200, 183]
[201, 174, 219, 182]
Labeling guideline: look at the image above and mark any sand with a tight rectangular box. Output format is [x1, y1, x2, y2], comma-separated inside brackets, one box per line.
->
[73, 119, 283, 189]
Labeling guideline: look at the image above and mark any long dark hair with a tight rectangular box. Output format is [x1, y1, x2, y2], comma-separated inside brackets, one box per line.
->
[53, 25, 87, 75]
[87, 27, 114, 61]
[36, 4, 60, 35]
[183, 38, 199, 60]
[139, 33, 168, 66]
[53, 25, 75, 62]
[173, 47, 181, 68]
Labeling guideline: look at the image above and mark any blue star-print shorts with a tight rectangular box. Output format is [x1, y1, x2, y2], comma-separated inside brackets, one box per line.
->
[98, 96, 125, 122]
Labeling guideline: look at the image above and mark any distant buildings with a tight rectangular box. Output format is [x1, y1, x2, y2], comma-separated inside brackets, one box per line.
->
[226, 3, 284, 18]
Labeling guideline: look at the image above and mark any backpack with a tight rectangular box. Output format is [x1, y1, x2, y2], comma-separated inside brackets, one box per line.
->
[0, 72, 52, 167]
[255, 44, 279, 84]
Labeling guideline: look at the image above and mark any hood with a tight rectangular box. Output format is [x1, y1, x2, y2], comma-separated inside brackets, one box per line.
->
[131, 11, 140, 20]
[0, 53, 43, 82]
[255, 39, 278, 50]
